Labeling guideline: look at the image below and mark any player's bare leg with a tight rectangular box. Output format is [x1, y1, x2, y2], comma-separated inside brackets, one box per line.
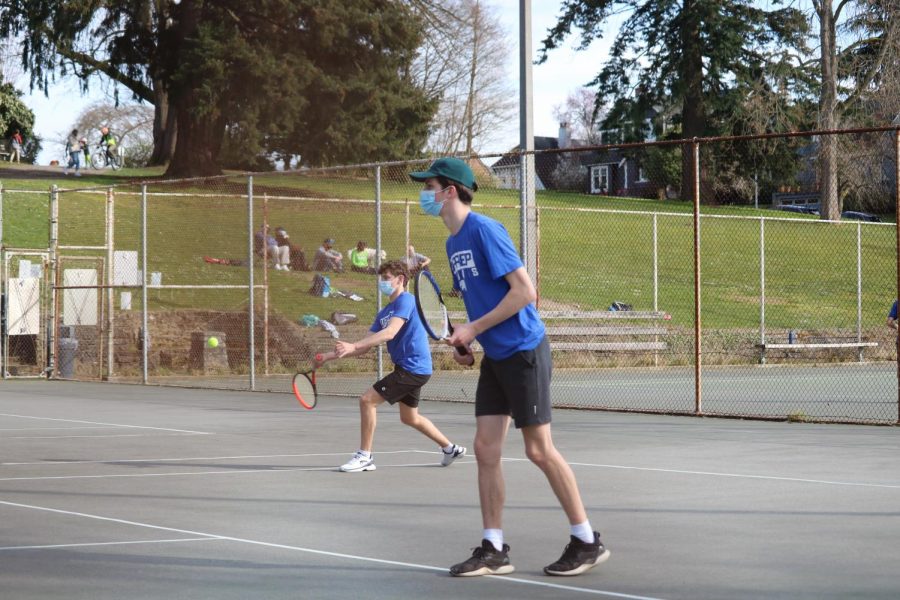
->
[359, 387, 384, 452]
[474, 414, 511, 528]
[398, 403, 450, 446]
[520, 423, 587, 524]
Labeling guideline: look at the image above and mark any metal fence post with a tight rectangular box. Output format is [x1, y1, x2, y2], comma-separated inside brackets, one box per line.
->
[652, 213, 658, 312]
[856, 221, 863, 362]
[248, 176, 255, 391]
[519, 152, 527, 262]
[895, 128, 899, 424]
[693, 140, 702, 415]
[759, 217, 766, 365]
[263, 193, 269, 376]
[106, 188, 115, 380]
[141, 184, 148, 384]
[375, 165, 383, 380]
[47, 185, 59, 379]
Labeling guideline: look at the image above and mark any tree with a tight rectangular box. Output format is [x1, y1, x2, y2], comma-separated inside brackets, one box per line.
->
[71, 102, 155, 167]
[0, 81, 39, 163]
[0, 1, 177, 165]
[409, 0, 515, 155]
[812, 0, 899, 219]
[539, 0, 810, 201]
[553, 88, 603, 146]
[2, 1, 437, 176]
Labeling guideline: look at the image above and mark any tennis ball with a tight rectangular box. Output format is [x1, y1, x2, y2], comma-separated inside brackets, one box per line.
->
[207, 336, 219, 348]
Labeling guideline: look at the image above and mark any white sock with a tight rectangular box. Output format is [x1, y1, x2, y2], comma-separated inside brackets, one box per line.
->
[357, 449, 371, 458]
[570, 521, 595, 544]
[483, 529, 503, 552]
[442, 444, 455, 454]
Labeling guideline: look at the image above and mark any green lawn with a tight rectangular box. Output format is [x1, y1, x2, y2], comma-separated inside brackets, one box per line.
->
[1, 168, 895, 332]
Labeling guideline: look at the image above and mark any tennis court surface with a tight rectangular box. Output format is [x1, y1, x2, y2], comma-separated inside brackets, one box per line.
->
[2, 380, 898, 599]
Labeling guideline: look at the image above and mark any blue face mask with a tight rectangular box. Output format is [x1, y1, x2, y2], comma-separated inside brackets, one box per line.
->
[419, 188, 446, 217]
[378, 279, 396, 296]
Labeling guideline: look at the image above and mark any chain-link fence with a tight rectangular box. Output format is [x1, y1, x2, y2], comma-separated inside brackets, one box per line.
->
[1, 126, 898, 423]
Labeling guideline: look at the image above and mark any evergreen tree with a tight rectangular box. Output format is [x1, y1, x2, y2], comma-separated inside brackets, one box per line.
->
[1, 1, 436, 176]
[539, 0, 810, 200]
[0, 81, 39, 163]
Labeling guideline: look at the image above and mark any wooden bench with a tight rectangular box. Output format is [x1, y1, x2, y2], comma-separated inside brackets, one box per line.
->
[0, 141, 10, 161]
[772, 191, 819, 206]
[542, 311, 670, 352]
[445, 310, 670, 353]
[755, 340, 878, 364]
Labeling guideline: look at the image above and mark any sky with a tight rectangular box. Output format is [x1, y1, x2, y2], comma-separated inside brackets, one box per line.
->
[17, 1, 615, 165]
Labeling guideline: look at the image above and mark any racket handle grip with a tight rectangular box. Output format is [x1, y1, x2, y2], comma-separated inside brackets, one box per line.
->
[315, 353, 323, 361]
[455, 345, 469, 356]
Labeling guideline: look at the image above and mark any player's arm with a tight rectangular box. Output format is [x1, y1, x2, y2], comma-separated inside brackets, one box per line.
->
[448, 267, 535, 347]
[888, 316, 898, 330]
[333, 316, 405, 357]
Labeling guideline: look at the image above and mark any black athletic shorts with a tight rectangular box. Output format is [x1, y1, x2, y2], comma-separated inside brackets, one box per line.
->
[373, 366, 431, 408]
[475, 336, 552, 428]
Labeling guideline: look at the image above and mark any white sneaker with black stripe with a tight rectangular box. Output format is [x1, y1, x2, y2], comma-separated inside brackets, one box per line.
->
[339, 451, 376, 472]
[441, 445, 467, 467]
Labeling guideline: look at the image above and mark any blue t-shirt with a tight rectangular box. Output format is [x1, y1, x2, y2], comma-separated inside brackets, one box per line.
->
[889, 300, 897, 320]
[369, 292, 432, 375]
[446, 212, 545, 360]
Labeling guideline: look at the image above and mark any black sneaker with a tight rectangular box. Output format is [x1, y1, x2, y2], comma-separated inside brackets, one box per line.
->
[449, 539, 515, 577]
[543, 532, 610, 576]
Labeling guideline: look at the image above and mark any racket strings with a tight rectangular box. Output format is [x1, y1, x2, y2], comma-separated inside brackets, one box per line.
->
[419, 284, 449, 338]
[292, 373, 316, 409]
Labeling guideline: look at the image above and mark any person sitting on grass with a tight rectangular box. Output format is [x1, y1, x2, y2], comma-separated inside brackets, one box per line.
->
[314, 237, 344, 272]
[314, 260, 466, 473]
[350, 240, 377, 274]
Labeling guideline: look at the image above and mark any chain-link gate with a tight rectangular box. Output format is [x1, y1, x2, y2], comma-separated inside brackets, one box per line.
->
[2, 250, 50, 378]
[54, 255, 107, 380]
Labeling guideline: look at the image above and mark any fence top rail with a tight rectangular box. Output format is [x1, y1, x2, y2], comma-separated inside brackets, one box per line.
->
[1, 126, 896, 195]
[3, 185, 892, 229]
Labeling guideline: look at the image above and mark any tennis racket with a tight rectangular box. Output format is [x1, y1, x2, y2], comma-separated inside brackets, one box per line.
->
[292, 354, 321, 410]
[414, 270, 468, 356]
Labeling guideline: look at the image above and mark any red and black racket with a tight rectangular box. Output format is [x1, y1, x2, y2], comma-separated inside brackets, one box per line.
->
[292, 354, 321, 410]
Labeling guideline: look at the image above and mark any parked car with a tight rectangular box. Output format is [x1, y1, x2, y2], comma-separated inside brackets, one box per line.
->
[841, 211, 882, 222]
[779, 204, 818, 215]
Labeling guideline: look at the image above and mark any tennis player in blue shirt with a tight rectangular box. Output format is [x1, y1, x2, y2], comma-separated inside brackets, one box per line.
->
[314, 260, 466, 473]
[410, 158, 609, 577]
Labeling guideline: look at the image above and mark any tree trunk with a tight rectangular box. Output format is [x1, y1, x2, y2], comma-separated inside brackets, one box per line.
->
[149, 83, 177, 166]
[679, 0, 706, 201]
[463, 0, 480, 156]
[817, 0, 840, 220]
[164, 96, 222, 178]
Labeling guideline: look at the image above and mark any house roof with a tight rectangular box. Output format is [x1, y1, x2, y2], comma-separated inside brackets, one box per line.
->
[491, 135, 635, 188]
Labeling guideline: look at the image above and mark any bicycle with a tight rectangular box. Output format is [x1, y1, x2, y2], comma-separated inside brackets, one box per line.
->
[90, 143, 123, 170]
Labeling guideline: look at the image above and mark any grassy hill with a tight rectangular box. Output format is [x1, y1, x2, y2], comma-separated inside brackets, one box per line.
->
[1, 164, 895, 334]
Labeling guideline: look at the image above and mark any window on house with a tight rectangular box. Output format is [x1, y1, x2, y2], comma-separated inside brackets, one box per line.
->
[590, 165, 610, 194]
[637, 164, 648, 182]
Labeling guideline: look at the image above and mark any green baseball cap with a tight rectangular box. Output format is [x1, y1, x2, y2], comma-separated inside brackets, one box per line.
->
[409, 157, 478, 192]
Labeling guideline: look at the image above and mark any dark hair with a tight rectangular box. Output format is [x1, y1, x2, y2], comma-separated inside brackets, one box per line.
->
[437, 176, 474, 204]
[377, 260, 410, 287]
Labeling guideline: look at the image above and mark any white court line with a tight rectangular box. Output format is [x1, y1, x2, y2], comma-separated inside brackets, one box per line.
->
[3, 433, 211, 440]
[0, 537, 220, 551]
[4, 450, 898, 489]
[0, 461, 478, 482]
[0, 426, 119, 431]
[500, 457, 900, 490]
[0, 499, 666, 600]
[0, 413, 211, 435]
[2, 450, 420, 467]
